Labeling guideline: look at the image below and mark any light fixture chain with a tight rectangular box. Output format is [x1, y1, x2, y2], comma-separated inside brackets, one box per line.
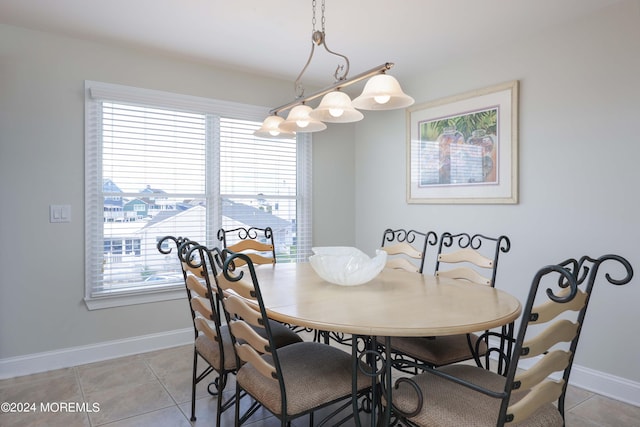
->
[312, 0, 316, 32]
[321, 0, 326, 33]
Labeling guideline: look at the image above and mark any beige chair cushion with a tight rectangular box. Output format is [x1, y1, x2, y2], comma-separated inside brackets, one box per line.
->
[393, 364, 563, 426]
[236, 342, 369, 417]
[195, 325, 237, 371]
[390, 333, 487, 366]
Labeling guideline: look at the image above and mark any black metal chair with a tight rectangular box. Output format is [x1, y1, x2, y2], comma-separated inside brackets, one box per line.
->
[216, 250, 372, 426]
[389, 254, 633, 426]
[156, 236, 301, 426]
[218, 226, 315, 338]
[380, 228, 438, 273]
[390, 232, 511, 373]
[156, 236, 234, 425]
[217, 226, 276, 267]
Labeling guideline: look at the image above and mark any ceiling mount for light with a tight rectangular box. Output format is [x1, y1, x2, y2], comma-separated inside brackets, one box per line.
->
[254, 0, 414, 138]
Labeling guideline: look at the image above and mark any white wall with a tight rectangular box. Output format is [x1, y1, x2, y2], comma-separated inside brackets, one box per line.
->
[354, 0, 640, 388]
[0, 24, 354, 366]
[313, 125, 357, 247]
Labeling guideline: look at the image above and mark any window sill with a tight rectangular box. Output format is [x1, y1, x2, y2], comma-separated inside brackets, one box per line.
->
[84, 287, 186, 310]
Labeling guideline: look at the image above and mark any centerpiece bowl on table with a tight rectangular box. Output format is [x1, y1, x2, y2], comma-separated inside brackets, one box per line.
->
[308, 246, 387, 286]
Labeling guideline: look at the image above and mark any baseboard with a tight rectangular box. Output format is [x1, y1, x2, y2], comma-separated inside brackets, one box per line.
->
[567, 363, 640, 407]
[0, 328, 193, 380]
[508, 352, 640, 408]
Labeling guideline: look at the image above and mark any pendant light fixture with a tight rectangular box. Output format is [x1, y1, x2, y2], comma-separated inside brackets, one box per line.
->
[280, 105, 327, 133]
[309, 91, 363, 123]
[351, 74, 415, 110]
[254, 0, 414, 138]
[254, 115, 296, 139]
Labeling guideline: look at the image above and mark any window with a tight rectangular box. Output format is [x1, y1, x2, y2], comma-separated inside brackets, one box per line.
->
[85, 81, 312, 309]
[219, 118, 303, 263]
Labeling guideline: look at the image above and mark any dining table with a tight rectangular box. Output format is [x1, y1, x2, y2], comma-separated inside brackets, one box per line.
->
[248, 261, 522, 426]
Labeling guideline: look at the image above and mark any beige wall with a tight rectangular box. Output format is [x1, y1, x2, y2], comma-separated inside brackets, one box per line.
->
[353, 0, 640, 384]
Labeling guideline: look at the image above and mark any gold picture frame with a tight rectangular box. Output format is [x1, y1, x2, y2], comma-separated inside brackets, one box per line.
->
[407, 80, 518, 204]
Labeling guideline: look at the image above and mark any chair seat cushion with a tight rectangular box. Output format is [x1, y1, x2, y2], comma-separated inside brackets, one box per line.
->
[264, 320, 304, 348]
[236, 342, 370, 417]
[393, 364, 563, 427]
[195, 324, 237, 371]
[390, 333, 487, 366]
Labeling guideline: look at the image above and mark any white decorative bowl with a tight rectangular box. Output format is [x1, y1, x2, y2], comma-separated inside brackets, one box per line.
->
[309, 246, 387, 286]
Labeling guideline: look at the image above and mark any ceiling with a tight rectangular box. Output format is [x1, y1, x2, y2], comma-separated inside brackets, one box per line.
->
[0, 0, 623, 88]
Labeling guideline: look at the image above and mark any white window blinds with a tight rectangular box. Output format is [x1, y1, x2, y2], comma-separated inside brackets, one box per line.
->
[85, 81, 312, 309]
[220, 118, 310, 263]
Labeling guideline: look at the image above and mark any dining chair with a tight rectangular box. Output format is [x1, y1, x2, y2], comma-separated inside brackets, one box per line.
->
[156, 236, 301, 426]
[156, 236, 234, 425]
[388, 254, 633, 427]
[380, 228, 438, 273]
[218, 225, 315, 338]
[216, 250, 372, 426]
[389, 232, 511, 373]
[217, 226, 276, 267]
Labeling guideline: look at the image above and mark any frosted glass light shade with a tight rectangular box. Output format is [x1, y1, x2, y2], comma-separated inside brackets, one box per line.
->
[254, 115, 296, 138]
[351, 74, 415, 110]
[309, 91, 364, 123]
[280, 105, 327, 133]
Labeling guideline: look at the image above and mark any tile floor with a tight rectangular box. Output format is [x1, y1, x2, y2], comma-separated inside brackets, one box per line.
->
[1, 342, 639, 427]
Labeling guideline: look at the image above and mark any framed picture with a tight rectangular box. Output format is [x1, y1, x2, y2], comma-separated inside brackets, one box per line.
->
[407, 80, 518, 204]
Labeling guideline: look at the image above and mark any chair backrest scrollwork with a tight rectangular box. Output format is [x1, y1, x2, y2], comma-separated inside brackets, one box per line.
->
[435, 232, 511, 287]
[380, 228, 438, 273]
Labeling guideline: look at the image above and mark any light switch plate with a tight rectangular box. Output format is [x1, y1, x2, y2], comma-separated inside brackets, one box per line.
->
[50, 205, 71, 223]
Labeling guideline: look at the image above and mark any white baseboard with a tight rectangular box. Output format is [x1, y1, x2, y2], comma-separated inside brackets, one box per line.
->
[2, 330, 639, 408]
[567, 363, 640, 407]
[506, 351, 640, 408]
[0, 328, 193, 380]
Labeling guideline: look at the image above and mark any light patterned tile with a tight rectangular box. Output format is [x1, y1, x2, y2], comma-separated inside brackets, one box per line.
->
[565, 411, 609, 427]
[563, 384, 594, 410]
[0, 374, 83, 406]
[76, 358, 157, 395]
[143, 345, 193, 378]
[0, 367, 76, 390]
[0, 408, 91, 427]
[0, 374, 90, 427]
[84, 380, 174, 426]
[177, 394, 236, 426]
[568, 394, 640, 427]
[137, 344, 191, 361]
[75, 354, 144, 373]
[96, 406, 191, 427]
[156, 365, 228, 405]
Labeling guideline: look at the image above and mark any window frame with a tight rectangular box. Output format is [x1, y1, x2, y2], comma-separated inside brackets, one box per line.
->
[84, 81, 311, 310]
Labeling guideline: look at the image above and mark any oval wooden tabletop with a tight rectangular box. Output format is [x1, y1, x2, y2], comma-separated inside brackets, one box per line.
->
[248, 262, 522, 337]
